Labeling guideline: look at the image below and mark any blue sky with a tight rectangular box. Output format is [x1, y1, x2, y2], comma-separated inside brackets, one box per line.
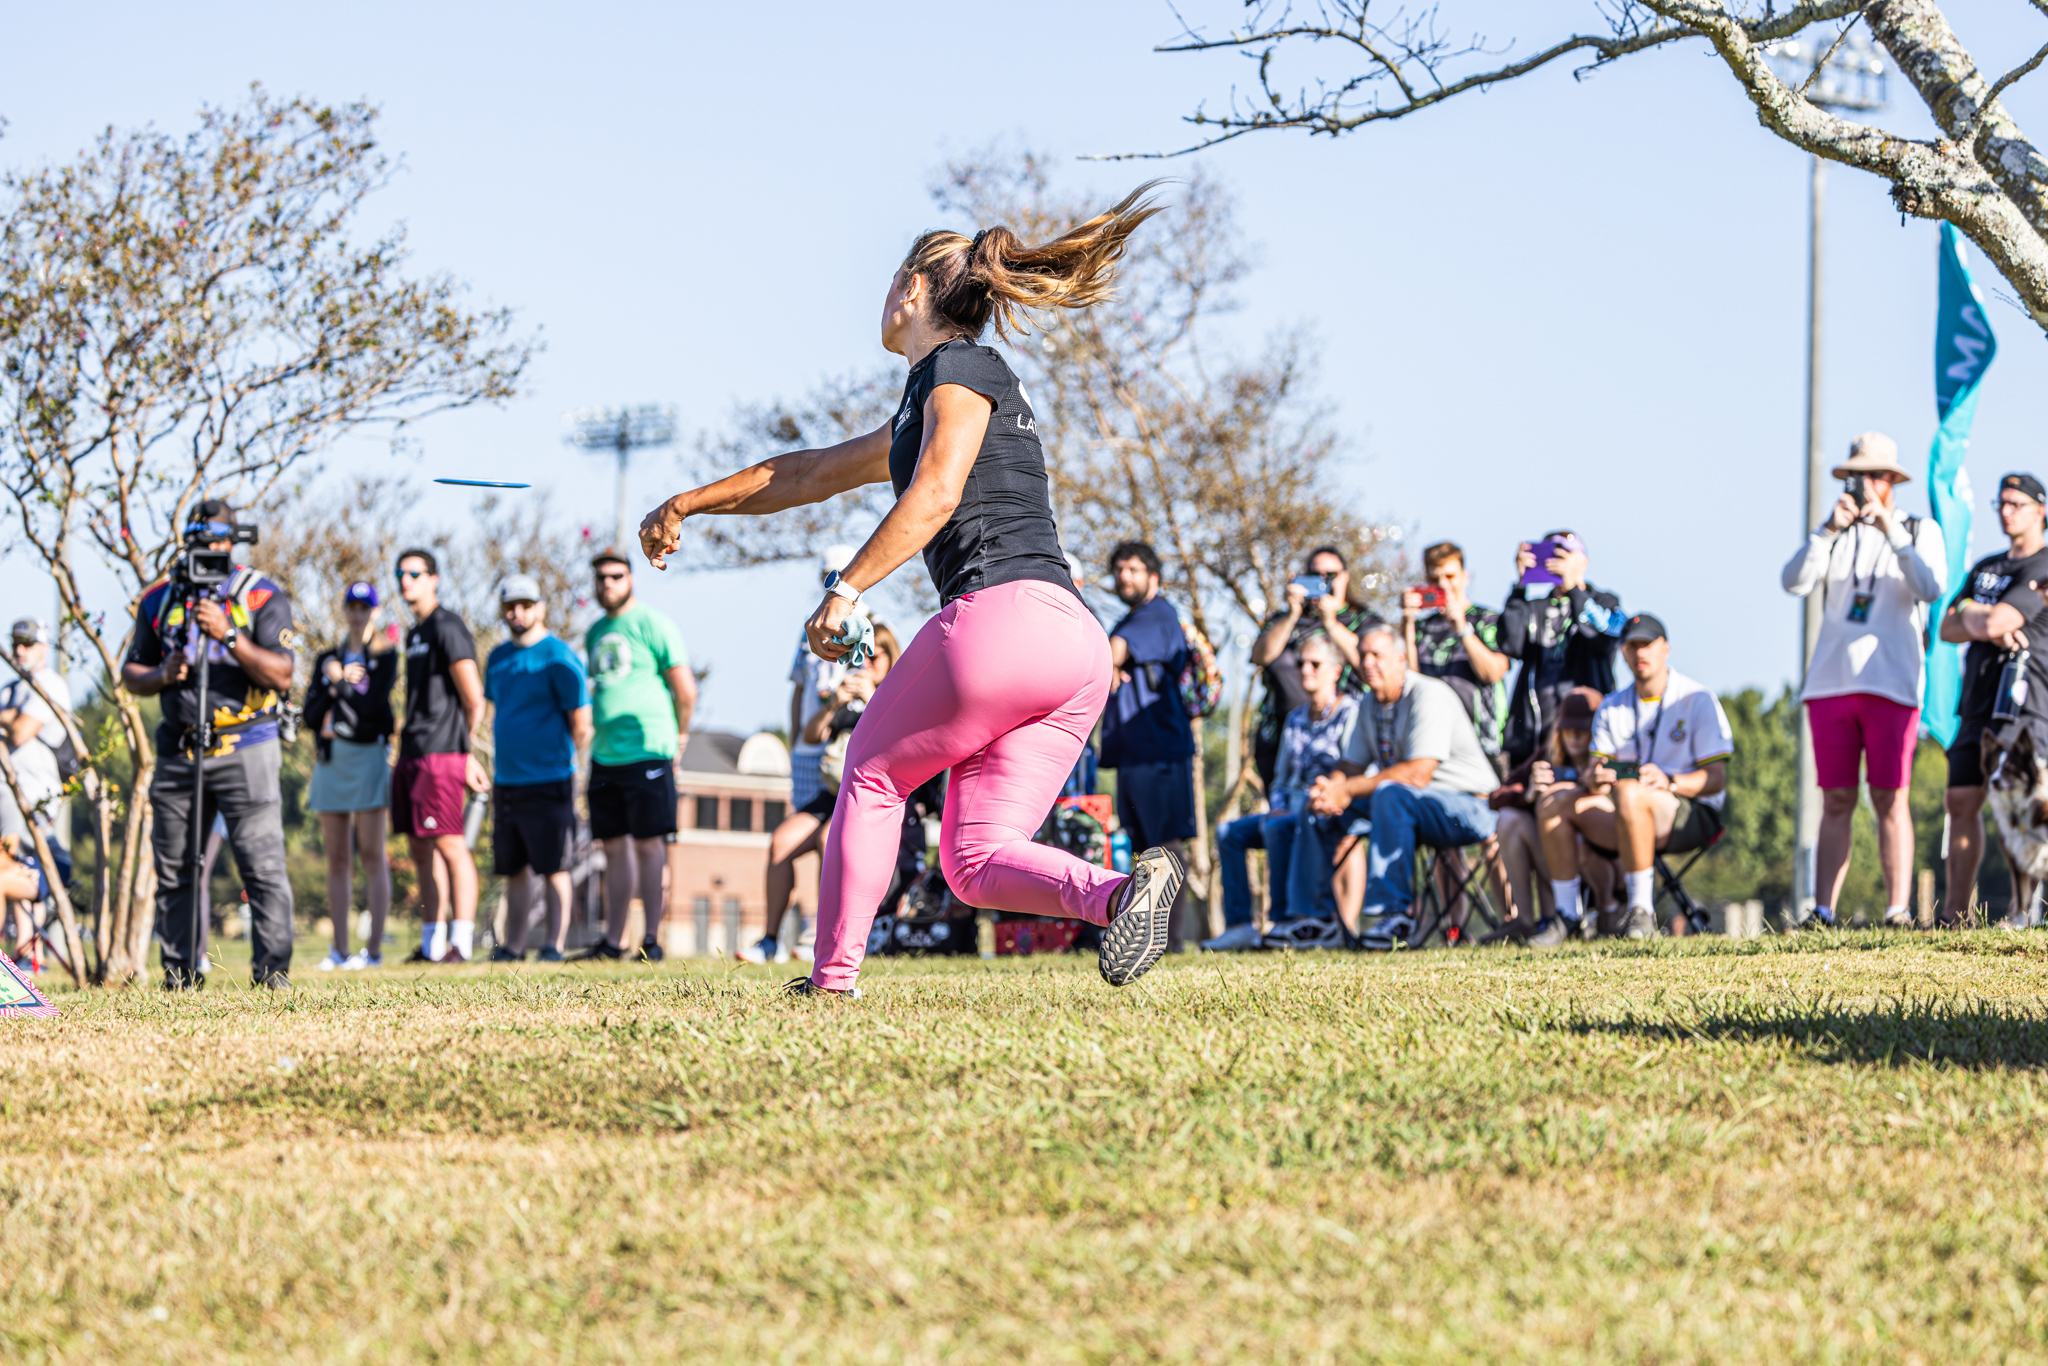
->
[3, 1, 2043, 729]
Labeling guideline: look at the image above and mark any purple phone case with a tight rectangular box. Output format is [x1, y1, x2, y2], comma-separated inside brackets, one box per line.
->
[1519, 537, 1565, 587]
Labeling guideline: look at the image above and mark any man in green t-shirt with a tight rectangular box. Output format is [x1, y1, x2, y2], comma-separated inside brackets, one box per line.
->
[580, 548, 697, 962]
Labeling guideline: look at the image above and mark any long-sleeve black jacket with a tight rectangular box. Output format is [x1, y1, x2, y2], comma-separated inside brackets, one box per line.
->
[1498, 582, 1624, 762]
[302, 643, 399, 760]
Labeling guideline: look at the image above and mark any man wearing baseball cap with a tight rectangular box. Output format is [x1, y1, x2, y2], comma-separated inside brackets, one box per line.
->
[484, 574, 591, 962]
[582, 548, 695, 961]
[1938, 471, 2048, 926]
[1538, 613, 1733, 938]
[1781, 432, 1947, 929]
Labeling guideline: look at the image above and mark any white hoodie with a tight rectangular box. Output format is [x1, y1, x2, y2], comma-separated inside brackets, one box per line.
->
[1781, 514, 1947, 708]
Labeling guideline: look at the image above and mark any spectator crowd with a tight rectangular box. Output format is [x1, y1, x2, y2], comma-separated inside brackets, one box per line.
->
[0, 425, 2039, 985]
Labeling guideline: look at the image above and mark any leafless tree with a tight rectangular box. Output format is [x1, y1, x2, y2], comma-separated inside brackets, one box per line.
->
[1143, 1, 2048, 331]
[0, 88, 534, 984]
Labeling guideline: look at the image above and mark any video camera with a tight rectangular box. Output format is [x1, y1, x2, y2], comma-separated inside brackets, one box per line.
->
[169, 517, 259, 592]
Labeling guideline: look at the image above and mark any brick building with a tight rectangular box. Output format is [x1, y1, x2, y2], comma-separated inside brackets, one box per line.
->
[665, 729, 813, 957]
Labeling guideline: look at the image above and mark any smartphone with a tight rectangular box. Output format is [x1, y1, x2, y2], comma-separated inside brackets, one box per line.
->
[1555, 765, 1579, 783]
[1411, 585, 1446, 610]
[1291, 573, 1331, 600]
[1844, 473, 1867, 504]
[1608, 760, 1641, 781]
[1518, 536, 1568, 588]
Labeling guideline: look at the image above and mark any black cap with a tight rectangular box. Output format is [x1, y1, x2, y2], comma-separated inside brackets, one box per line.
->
[193, 497, 231, 521]
[1620, 613, 1667, 644]
[2001, 473, 2046, 504]
[589, 546, 632, 570]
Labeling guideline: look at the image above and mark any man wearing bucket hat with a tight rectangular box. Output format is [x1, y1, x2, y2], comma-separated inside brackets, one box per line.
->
[1781, 432, 1947, 929]
[1938, 470, 2048, 926]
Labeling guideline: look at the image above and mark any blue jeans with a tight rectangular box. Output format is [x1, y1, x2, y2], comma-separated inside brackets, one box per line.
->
[1216, 811, 1301, 926]
[1288, 809, 1362, 921]
[1360, 784, 1498, 917]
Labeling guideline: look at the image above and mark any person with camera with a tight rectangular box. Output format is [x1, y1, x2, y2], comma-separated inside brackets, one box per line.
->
[392, 548, 489, 965]
[485, 575, 592, 962]
[1402, 541, 1512, 771]
[1249, 547, 1371, 787]
[1538, 614, 1731, 938]
[303, 581, 400, 971]
[121, 499, 299, 989]
[1781, 432, 1947, 929]
[1497, 531, 1625, 768]
[1938, 472, 2048, 927]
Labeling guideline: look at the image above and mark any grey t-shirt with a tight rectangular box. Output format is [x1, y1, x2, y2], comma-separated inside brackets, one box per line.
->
[1341, 671, 1500, 798]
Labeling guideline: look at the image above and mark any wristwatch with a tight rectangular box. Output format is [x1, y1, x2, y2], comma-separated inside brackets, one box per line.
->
[220, 625, 240, 652]
[822, 570, 862, 606]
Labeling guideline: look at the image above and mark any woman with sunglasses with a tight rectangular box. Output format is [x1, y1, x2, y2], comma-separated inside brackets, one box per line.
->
[640, 185, 1183, 996]
[304, 580, 401, 969]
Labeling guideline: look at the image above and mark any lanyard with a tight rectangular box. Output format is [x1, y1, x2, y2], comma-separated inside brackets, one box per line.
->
[1846, 526, 1880, 602]
[1634, 690, 1667, 764]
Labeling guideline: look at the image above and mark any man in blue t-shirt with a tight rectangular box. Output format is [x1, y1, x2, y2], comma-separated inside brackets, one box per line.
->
[484, 575, 592, 961]
[1102, 541, 1198, 949]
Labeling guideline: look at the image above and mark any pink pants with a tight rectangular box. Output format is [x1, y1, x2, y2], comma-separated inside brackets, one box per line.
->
[1806, 692, 1919, 790]
[812, 579, 1126, 989]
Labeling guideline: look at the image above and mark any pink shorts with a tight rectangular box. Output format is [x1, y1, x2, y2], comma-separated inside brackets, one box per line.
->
[1806, 693, 1919, 790]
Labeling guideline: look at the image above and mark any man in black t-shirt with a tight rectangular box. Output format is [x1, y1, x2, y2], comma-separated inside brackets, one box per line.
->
[122, 499, 299, 989]
[391, 548, 488, 963]
[1938, 472, 2048, 926]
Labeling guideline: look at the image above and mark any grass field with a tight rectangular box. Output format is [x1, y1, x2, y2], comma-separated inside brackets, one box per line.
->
[9, 934, 2048, 1364]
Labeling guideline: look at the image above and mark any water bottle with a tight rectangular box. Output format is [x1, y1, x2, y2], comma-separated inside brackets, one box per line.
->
[1994, 648, 2032, 723]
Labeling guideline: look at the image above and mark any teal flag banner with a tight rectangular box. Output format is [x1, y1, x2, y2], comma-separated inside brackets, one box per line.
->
[1922, 222, 1997, 747]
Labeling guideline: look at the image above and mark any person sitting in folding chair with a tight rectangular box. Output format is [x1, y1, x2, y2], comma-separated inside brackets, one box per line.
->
[1307, 625, 1500, 950]
[1539, 613, 1732, 938]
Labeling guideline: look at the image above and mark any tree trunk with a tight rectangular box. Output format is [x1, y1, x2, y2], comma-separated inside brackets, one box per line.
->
[1186, 714, 1218, 939]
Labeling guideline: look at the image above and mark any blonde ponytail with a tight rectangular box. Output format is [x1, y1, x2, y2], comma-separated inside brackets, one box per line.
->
[901, 181, 1167, 342]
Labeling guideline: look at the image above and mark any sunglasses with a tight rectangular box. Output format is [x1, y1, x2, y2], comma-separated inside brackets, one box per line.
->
[396, 568, 430, 580]
[595, 570, 629, 583]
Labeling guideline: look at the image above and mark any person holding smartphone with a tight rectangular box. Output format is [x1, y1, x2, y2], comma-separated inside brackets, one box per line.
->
[1538, 614, 1732, 938]
[1248, 547, 1377, 787]
[1781, 432, 1946, 929]
[1402, 540, 1511, 773]
[1497, 531, 1625, 769]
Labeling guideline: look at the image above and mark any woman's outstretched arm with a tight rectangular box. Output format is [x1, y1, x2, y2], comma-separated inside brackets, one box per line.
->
[638, 423, 894, 569]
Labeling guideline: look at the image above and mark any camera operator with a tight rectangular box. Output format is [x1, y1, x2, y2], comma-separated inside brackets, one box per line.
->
[1781, 433, 1946, 929]
[121, 499, 298, 990]
[1498, 531, 1624, 768]
[1248, 547, 1375, 787]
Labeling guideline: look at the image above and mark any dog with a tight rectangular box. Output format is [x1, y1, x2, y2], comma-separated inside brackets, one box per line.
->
[1981, 722, 2048, 928]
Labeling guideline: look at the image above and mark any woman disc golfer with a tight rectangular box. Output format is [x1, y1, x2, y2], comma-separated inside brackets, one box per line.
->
[639, 185, 1181, 995]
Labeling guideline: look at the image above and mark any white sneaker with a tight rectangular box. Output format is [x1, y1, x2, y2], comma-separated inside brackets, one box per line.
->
[1201, 922, 1265, 952]
[340, 949, 380, 970]
[1882, 908, 1915, 930]
[738, 936, 775, 966]
[793, 942, 814, 964]
[1359, 913, 1416, 952]
[1261, 917, 1346, 951]
[317, 949, 346, 972]
[1624, 905, 1657, 939]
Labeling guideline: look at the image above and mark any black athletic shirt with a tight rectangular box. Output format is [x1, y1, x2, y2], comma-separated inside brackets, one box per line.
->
[1954, 545, 2048, 732]
[888, 340, 1075, 606]
[401, 606, 478, 759]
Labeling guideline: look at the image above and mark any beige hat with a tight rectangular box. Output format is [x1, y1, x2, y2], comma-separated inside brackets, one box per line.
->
[1832, 431, 1911, 482]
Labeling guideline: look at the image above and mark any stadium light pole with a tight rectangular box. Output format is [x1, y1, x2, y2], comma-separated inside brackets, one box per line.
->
[1766, 29, 1887, 924]
[562, 404, 679, 553]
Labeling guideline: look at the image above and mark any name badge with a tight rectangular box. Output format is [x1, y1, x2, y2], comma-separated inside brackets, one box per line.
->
[1848, 592, 1874, 624]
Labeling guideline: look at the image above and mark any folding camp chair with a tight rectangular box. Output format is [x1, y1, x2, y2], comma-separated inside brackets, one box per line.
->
[1653, 827, 1725, 936]
[1329, 829, 1507, 949]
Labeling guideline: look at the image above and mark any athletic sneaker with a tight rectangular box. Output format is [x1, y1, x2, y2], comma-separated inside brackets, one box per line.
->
[316, 949, 347, 972]
[1358, 913, 1415, 952]
[572, 940, 624, 963]
[1200, 922, 1265, 953]
[1099, 845, 1185, 986]
[639, 939, 665, 963]
[782, 976, 860, 999]
[536, 947, 565, 963]
[1261, 917, 1345, 951]
[340, 949, 380, 971]
[737, 935, 776, 966]
[792, 942, 814, 964]
[1525, 917, 1568, 949]
[1882, 908, 1915, 929]
[488, 946, 522, 963]
[438, 946, 470, 964]
[402, 947, 436, 964]
[1623, 905, 1657, 939]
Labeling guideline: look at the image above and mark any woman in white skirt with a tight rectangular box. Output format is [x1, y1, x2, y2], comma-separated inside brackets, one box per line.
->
[304, 580, 400, 970]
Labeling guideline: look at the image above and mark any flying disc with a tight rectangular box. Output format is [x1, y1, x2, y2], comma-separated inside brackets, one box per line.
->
[433, 478, 532, 488]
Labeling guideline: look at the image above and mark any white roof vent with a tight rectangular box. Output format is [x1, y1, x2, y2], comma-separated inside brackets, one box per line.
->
[736, 731, 791, 778]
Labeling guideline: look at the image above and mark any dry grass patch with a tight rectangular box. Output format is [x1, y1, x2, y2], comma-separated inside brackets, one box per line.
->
[6, 935, 2048, 1362]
